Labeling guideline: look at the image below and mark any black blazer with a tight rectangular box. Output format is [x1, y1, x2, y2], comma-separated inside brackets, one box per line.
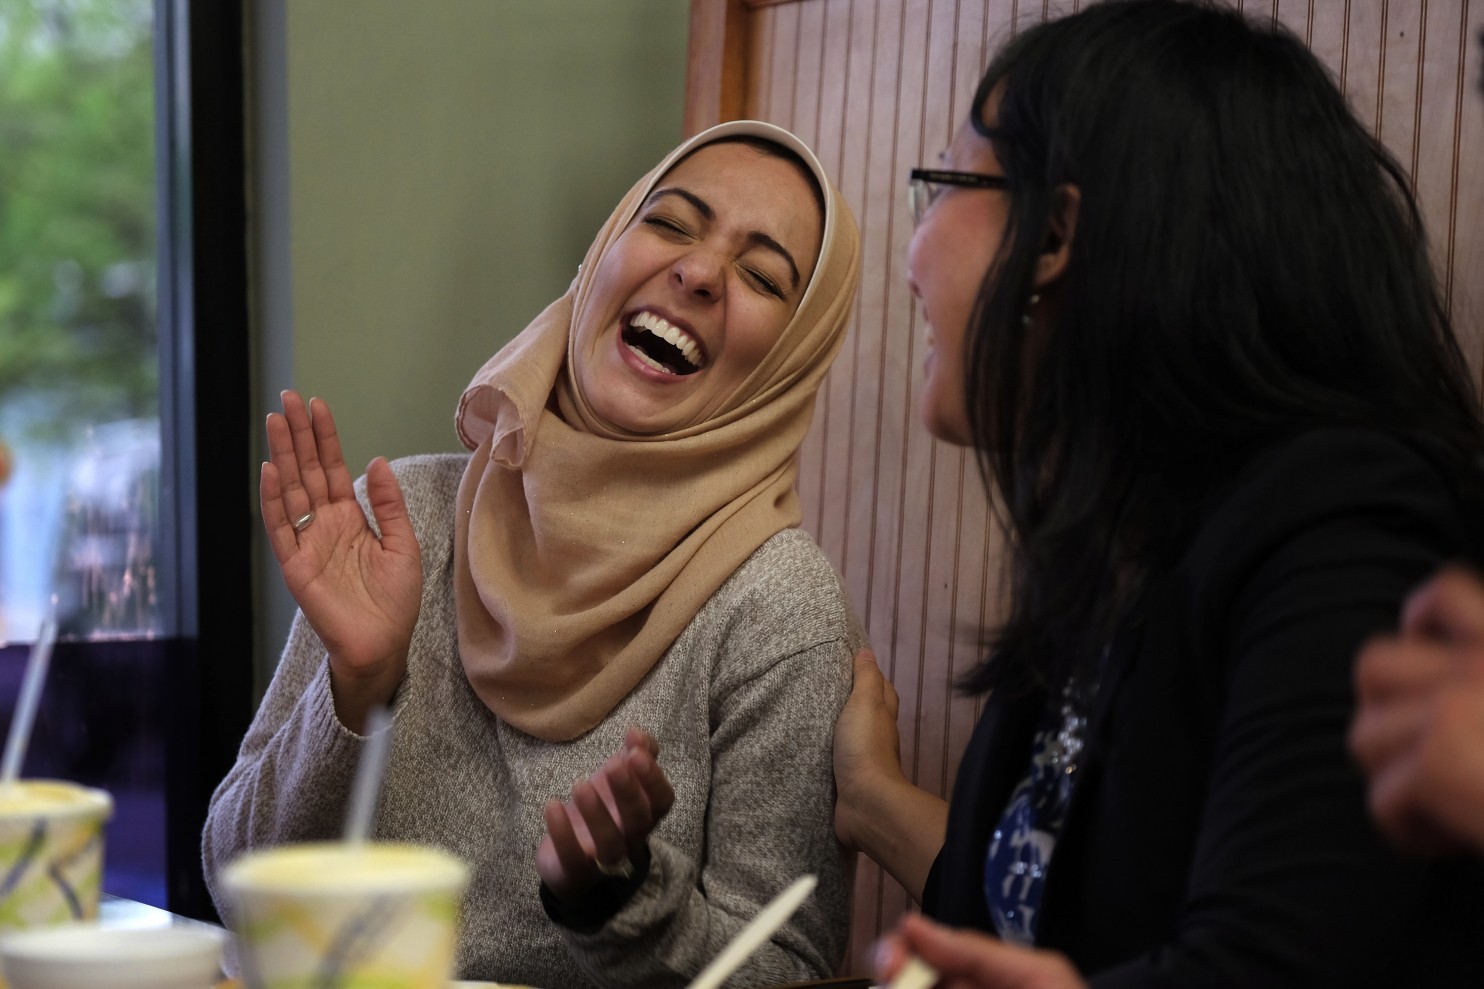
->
[925, 430, 1484, 987]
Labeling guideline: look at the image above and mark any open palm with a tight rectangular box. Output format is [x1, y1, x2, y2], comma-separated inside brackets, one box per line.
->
[261, 392, 422, 712]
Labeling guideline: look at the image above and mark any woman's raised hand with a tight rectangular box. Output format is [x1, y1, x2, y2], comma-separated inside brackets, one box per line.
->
[261, 391, 423, 732]
[536, 728, 675, 904]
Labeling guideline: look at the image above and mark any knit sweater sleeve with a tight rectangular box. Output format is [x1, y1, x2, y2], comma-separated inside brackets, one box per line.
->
[199, 611, 370, 904]
[559, 529, 860, 987]
[199, 455, 460, 912]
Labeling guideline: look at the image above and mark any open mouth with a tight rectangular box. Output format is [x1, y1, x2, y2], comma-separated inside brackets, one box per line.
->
[621, 311, 705, 376]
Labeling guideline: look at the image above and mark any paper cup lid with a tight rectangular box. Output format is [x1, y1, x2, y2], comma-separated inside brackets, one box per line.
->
[223, 841, 469, 896]
[0, 781, 112, 822]
[0, 923, 225, 989]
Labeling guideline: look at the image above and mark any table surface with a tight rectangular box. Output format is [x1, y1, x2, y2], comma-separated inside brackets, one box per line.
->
[183, 978, 510, 988]
[98, 899, 511, 987]
[96, 896, 864, 989]
[99, 893, 224, 933]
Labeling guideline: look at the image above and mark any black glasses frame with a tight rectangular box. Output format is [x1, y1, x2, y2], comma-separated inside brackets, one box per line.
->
[908, 167, 1011, 225]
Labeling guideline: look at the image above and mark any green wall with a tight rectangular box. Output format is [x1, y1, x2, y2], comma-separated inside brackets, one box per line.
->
[284, 0, 689, 470]
[253, 1, 690, 680]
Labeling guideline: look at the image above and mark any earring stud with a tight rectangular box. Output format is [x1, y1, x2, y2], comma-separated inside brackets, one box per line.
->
[1022, 292, 1042, 328]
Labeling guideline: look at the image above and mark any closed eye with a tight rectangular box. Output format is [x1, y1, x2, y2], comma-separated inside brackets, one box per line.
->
[741, 265, 785, 299]
[642, 207, 788, 299]
[643, 215, 690, 237]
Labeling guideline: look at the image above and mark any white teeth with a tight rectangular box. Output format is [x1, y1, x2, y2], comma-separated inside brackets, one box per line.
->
[628, 311, 704, 369]
[627, 342, 675, 374]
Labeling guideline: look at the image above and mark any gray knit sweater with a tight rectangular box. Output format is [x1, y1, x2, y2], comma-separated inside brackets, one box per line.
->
[202, 453, 859, 988]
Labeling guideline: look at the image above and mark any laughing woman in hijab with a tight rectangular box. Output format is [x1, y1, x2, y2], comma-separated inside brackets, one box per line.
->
[203, 121, 862, 987]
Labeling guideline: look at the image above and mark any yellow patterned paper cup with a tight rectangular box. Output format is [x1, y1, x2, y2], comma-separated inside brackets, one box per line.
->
[222, 842, 468, 989]
[0, 781, 111, 933]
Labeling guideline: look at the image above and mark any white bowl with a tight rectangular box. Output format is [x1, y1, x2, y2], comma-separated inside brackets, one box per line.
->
[0, 922, 226, 989]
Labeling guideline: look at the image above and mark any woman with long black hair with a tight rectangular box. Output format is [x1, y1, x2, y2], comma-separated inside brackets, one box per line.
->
[838, 2, 1484, 985]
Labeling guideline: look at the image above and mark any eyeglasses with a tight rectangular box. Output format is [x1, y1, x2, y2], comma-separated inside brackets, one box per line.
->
[908, 168, 1010, 226]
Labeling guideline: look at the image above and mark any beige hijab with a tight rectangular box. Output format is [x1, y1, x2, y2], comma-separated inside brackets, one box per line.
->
[452, 121, 861, 741]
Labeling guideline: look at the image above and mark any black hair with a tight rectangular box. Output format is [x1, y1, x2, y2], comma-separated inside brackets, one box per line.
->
[958, 0, 1484, 695]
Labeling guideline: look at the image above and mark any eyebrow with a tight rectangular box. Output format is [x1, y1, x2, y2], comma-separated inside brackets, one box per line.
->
[646, 187, 802, 293]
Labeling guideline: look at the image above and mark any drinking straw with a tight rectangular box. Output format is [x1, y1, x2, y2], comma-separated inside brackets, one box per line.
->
[685, 874, 817, 989]
[0, 617, 58, 791]
[344, 706, 393, 844]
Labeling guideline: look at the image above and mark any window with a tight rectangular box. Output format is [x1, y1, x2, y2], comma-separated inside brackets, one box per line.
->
[0, 0, 159, 642]
[0, 0, 253, 919]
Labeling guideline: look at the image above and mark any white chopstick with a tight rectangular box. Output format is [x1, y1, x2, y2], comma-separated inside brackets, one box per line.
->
[685, 875, 817, 989]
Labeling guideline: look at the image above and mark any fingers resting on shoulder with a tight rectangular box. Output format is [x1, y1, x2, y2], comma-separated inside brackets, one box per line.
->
[850, 647, 901, 719]
[835, 648, 905, 778]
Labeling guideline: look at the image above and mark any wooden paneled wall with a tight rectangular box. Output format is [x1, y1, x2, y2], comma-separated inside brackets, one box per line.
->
[687, 0, 1484, 970]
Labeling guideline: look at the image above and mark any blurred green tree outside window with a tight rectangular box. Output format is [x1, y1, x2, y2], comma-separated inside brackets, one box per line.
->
[0, 0, 158, 641]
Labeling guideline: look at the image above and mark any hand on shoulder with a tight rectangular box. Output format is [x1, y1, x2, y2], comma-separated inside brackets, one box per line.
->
[833, 649, 949, 901]
[833, 648, 906, 850]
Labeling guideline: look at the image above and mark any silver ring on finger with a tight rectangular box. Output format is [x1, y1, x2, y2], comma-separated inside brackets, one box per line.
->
[292, 511, 316, 533]
[594, 855, 634, 880]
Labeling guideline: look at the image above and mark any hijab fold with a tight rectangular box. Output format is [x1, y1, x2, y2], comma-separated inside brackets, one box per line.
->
[453, 121, 861, 741]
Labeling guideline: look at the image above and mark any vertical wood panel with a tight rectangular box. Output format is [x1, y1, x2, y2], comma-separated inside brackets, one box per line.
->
[792, 0, 830, 522]
[1455, 0, 1483, 366]
[747, 6, 773, 121]
[852, 0, 906, 649]
[1378, 1, 1425, 179]
[1307, 1, 1351, 83]
[685, 0, 751, 135]
[814, 1, 860, 563]
[826, 0, 879, 653]
[866, 0, 929, 950]
[1347, 1, 1388, 129]
[798, 0, 846, 545]
[687, 0, 1484, 974]
[767, 3, 802, 125]
[909, 0, 972, 844]
[840, 0, 898, 952]
[1414, 0, 1459, 247]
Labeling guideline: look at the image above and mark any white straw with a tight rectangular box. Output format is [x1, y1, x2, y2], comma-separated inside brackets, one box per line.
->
[344, 707, 393, 844]
[685, 875, 817, 989]
[1, 617, 58, 790]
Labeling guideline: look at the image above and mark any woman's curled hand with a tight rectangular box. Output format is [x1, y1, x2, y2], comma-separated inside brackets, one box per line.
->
[537, 727, 676, 904]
